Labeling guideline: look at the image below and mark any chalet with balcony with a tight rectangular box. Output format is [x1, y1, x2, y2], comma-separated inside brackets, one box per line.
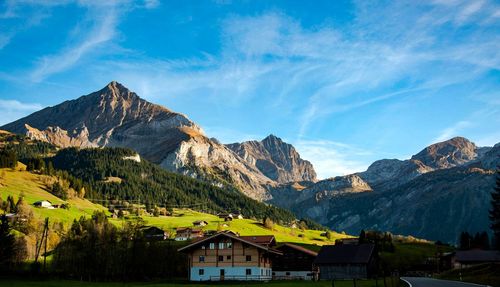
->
[178, 231, 281, 281]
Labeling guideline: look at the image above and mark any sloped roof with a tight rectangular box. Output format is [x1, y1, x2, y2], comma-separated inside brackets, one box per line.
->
[455, 250, 500, 263]
[239, 235, 275, 246]
[278, 243, 318, 257]
[314, 244, 375, 265]
[177, 231, 281, 254]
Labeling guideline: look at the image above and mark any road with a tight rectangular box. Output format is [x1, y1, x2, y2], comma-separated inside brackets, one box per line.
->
[401, 277, 490, 287]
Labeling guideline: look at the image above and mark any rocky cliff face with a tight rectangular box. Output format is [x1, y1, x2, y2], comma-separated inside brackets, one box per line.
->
[227, 134, 317, 184]
[411, 137, 479, 169]
[1, 82, 309, 201]
[274, 137, 499, 242]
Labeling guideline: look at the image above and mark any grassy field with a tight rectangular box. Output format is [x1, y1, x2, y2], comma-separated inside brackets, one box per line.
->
[0, 279, 391, 287]
[437, 263, 500, 287]
[380, 242, 453, 272]
[0, 165, 348, 246]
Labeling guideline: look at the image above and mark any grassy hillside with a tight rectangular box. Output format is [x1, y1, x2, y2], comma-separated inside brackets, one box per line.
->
[0, 165, 348, 246]
[142, 209, 347, 245]
[0, 163, 107, 224]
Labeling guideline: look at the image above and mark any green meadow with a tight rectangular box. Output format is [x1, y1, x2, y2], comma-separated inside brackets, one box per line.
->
[0, 165, 348, 246]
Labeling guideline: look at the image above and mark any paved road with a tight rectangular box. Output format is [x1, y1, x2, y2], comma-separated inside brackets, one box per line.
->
[401, 277, 490, 287]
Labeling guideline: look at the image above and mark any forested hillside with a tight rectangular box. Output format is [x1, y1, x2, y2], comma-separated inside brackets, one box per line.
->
[0, 131, 295, 223]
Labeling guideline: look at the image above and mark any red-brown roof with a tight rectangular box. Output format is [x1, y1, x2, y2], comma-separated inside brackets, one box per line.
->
[239, 235, 275, 246]
[278, 243, 318, 257]
[177, 231, 281, 255]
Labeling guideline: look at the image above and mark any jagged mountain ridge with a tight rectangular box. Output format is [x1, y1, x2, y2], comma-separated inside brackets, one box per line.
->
[1, 81, 316, 201]
[226, 134, 317, 184]
[270, 137, 499, 243]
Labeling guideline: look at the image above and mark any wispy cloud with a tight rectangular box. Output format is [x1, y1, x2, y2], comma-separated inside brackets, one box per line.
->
[293, 139, 373, 179]
[434, 121, 473, 143]
[0, 99, 43, 126]
[29, 6, 119, 82]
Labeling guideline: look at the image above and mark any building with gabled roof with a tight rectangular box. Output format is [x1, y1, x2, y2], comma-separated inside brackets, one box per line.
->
[314, 243, 376, 279]
[272, 243, 318, 280]
[453, 250, 500, 268]
[178, 231, 281, 281]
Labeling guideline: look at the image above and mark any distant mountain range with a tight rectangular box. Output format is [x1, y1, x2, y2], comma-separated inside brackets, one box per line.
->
[1, 82, 315, 200]
[269, 137, 499, 242]
[2, 81, 498, 243]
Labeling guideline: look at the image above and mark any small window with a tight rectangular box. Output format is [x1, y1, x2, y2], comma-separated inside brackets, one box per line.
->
[227, 255, 231, 260]
[199, 255, 205, 262]
[209, 243, 215, 250]
[201, 245, 206, 250]
[218, 255, 223, 262]
[246, 269, 251, 275]
[246, 255, 252, 262]
[219, 242, 225, 249]
[286, 272, 290, 276]
[261, 269, 264, 275]
[199, 269, 204, 275]
[227, 241, 232, 248]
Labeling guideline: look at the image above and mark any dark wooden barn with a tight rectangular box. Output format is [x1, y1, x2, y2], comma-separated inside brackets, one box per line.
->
[272, 243, 318, 280]
[314, 243, 376, 280]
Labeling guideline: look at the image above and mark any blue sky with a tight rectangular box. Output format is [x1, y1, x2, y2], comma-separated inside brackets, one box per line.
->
[0, 0, 499, 179]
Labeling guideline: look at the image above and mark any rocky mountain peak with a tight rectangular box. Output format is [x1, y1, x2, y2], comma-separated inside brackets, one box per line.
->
[411, 136, 478, 169]
[99, 81, 139, 102]
[227, 135, 317, 184]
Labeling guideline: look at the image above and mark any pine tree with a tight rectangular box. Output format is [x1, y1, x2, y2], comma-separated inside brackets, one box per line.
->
[459, 231, 471, 250]
[0, 215, 15, 270]
[359, 229, 366, 244]
[490, 168, 500, 250]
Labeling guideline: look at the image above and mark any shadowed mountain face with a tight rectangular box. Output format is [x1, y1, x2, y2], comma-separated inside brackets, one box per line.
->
[226, 134, 317, 184]
[270, 138, 499, 243]
[1, 82, 315, 201]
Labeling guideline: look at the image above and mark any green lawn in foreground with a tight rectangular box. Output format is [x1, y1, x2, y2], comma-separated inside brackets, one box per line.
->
[0, 279, 389, 287]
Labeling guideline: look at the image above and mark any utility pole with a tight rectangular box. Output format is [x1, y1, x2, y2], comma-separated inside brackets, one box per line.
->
[43, 217, 49, 272]
[34, 217, 49, 272]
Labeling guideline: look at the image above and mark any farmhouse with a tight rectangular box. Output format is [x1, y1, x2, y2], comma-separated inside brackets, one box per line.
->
[272, 243, 318, 280]
[175, 228, 204, 241]
[193, 220, 208, 227]
[314, 243, 376, 280]
[178, 231, 281, 281]
[453, 250, 500, 268]
[33, 200, 53, 209]
[142, 226, 168, 240]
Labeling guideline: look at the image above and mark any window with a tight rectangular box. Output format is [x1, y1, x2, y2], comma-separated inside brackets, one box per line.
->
[220, 269, 225, 276]
[286, 272, 290, 276]
[218, 242, 225, 249]
[201, 245, 206, 250]
[246, 269, 251, 275]
[246, 255, 251, 262]
[218, 255, 223, 262]
[226, 255, 231, 260]
[199, 269, 204, 275]
[227, 241, 232, 248]
[261, 269, 264, 275]
[199, 256, 205, 262]
[209, 243, 215, 250]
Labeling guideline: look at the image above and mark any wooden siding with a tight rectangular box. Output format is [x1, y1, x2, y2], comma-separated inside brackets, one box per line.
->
[190, 240, 272, 268]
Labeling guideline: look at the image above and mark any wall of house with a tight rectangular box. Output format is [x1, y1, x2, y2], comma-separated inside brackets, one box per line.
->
[272, 271, 314, 280]
[190, 240, 272, 268]
[190, 267, 272, 281]
[318, 264, 368, 280]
